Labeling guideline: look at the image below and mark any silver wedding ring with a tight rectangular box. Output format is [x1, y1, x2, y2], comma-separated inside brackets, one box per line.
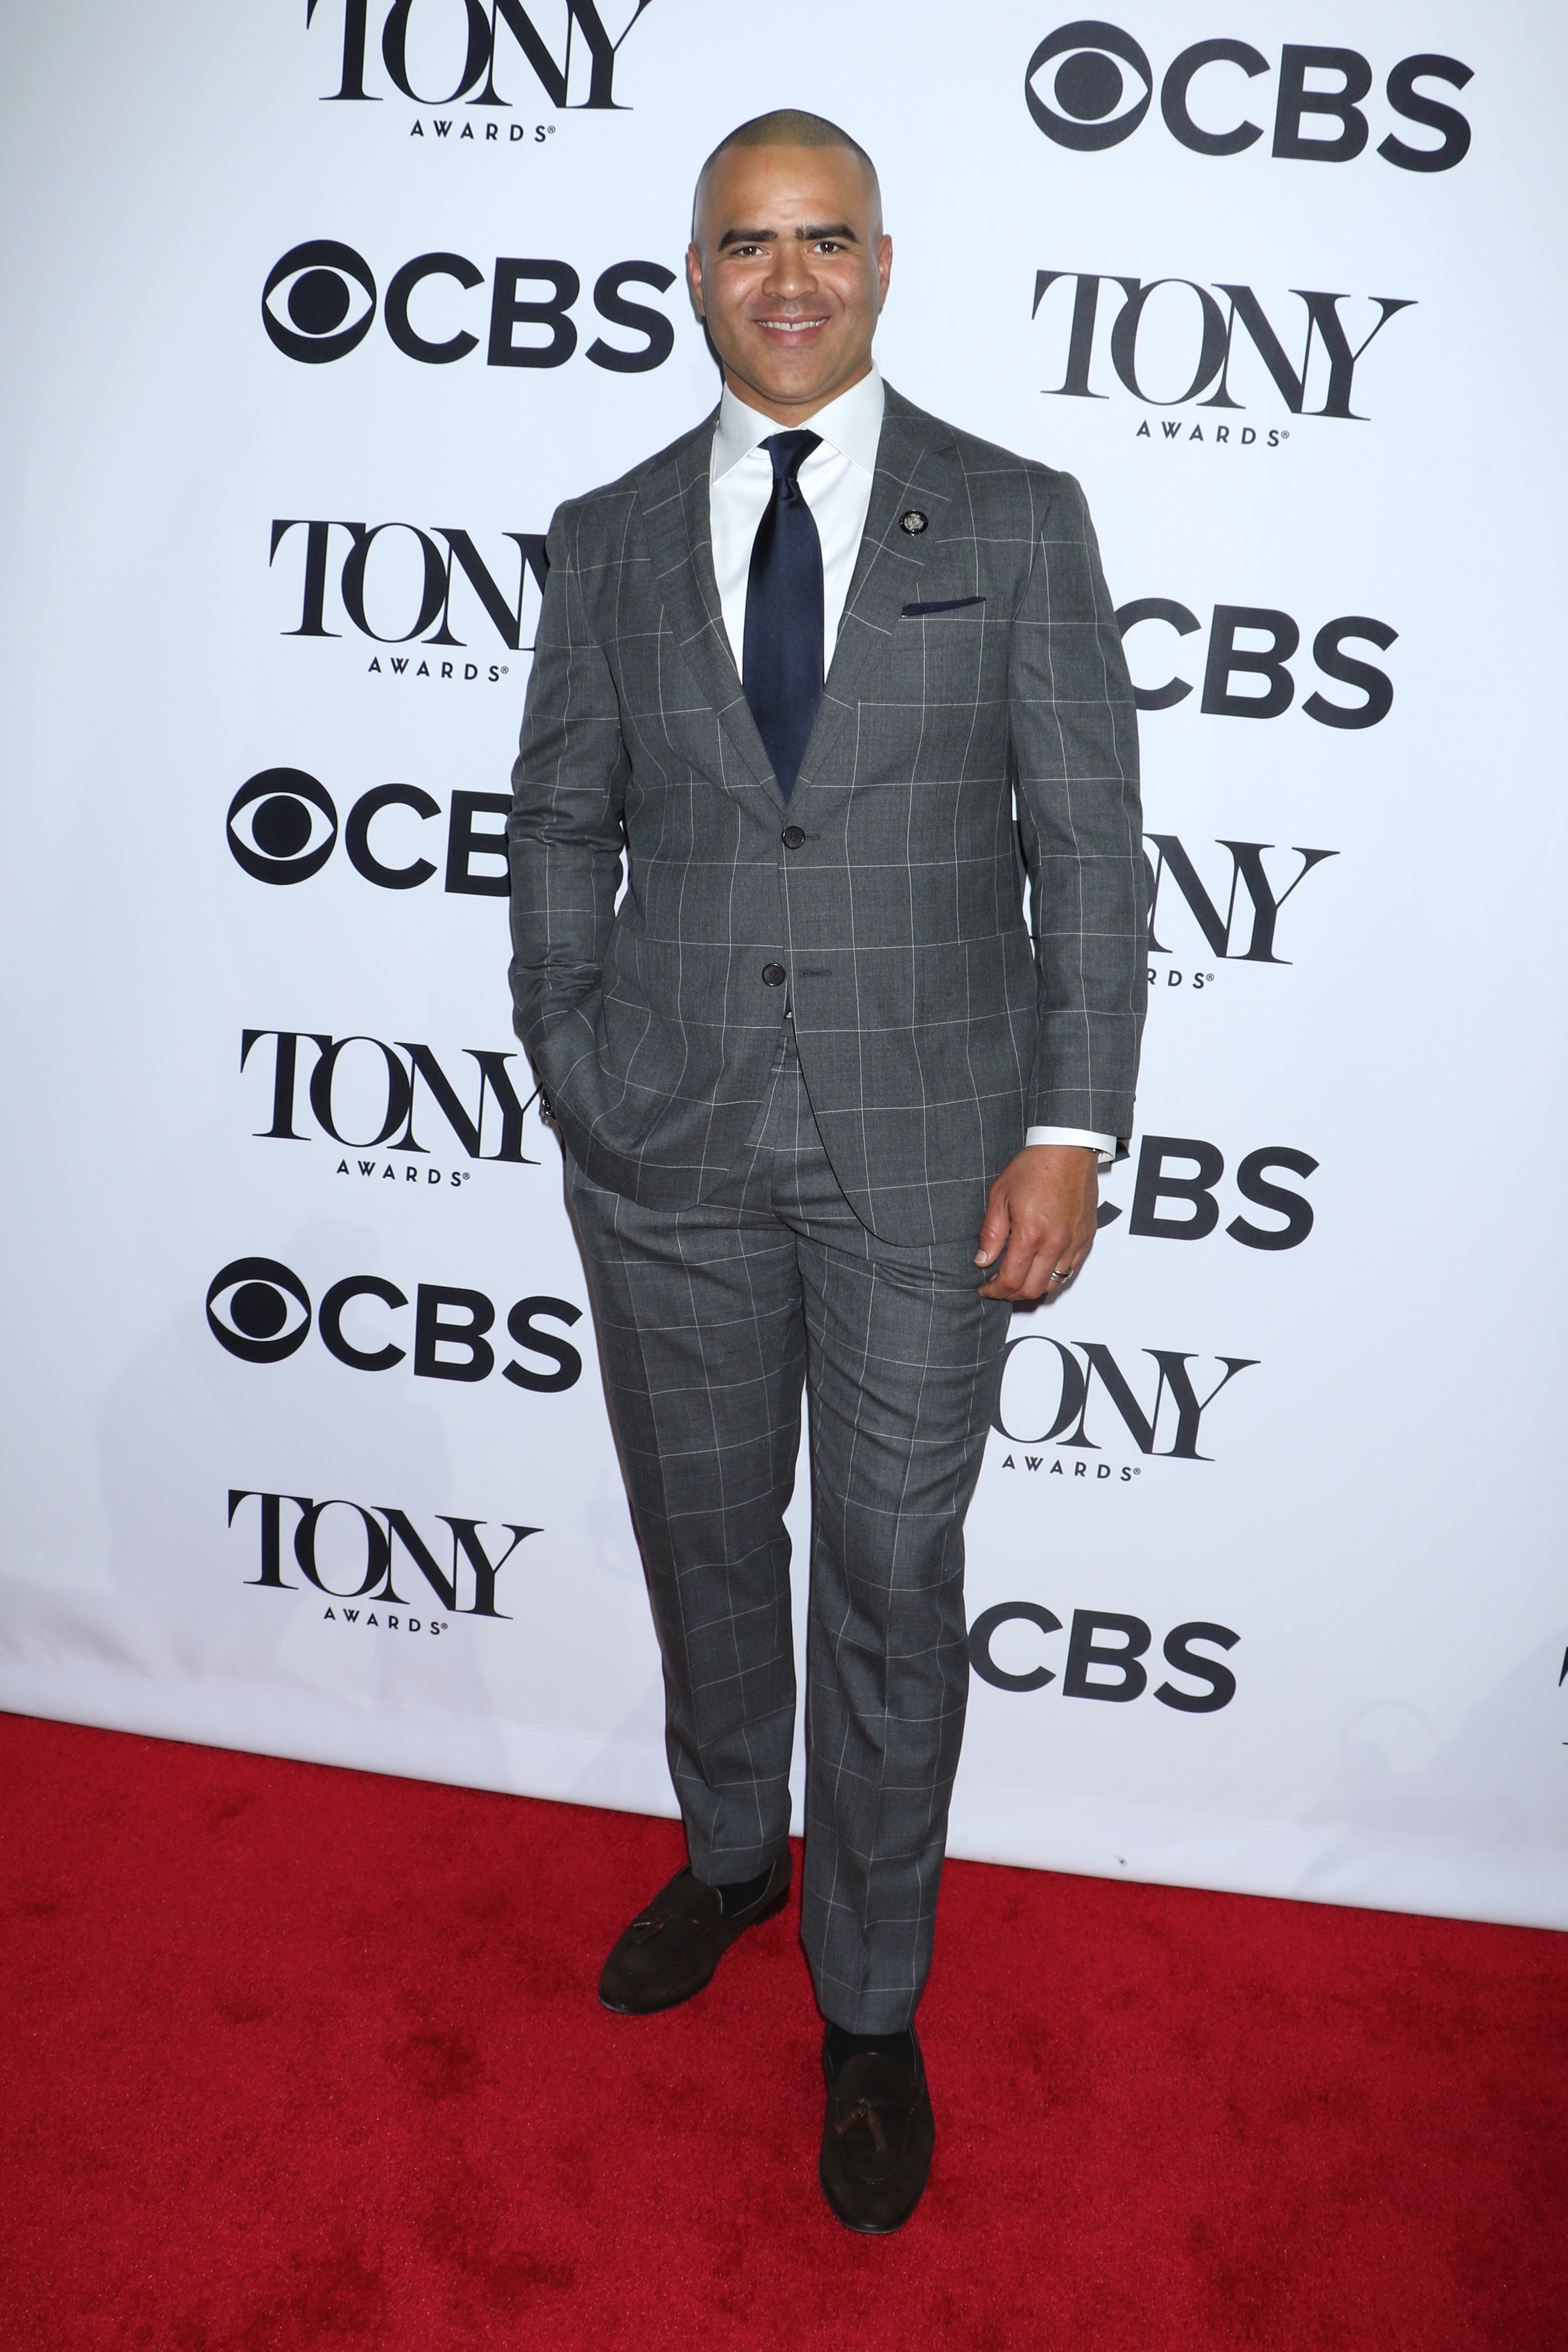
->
[1049, 1266, 1073, 1285]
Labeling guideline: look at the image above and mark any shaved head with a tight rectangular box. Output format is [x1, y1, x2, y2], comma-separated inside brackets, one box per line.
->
[686, 114, 892, 425]
[694, 109, 880, 236]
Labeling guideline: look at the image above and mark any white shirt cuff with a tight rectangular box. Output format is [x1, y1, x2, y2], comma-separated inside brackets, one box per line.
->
[1025, 1125, 1118, 1168]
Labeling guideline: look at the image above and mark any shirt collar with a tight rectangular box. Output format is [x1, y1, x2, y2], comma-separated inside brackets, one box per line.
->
[711, 365, 885, 483]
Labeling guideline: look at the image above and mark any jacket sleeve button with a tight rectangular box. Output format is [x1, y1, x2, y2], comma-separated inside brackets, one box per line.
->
[762, 963, 787, 987]
[781, 825, 806, 849]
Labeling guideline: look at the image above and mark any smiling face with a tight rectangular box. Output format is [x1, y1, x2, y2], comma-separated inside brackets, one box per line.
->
[687, 141, 892, 424]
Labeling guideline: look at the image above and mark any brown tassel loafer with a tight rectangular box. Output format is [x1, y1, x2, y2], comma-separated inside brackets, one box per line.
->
[819, 2026, 935, 2233]
[598, 1853, 792, 2015]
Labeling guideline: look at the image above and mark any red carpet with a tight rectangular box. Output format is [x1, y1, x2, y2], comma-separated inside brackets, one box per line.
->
[1, 1715, 1563, 2351]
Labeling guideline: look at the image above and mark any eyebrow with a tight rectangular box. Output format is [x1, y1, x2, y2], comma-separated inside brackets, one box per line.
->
[716, 222, 859, 249]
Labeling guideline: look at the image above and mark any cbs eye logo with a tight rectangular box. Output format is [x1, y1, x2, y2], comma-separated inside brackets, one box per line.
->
[1026, 20, 1152, 150]
[207, 1258, 313, 1363]
[262, 241, 378, 363]
[227, 770, 339, 883]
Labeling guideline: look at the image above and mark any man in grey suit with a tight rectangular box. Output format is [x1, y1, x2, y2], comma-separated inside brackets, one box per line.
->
[508, 108, 1145, 2231]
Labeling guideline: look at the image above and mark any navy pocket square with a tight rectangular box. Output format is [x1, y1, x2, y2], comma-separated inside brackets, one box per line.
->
[901, 596, 986, 617]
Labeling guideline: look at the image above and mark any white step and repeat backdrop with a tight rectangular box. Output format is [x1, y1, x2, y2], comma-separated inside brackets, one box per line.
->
[2, 3, 1564, 1927]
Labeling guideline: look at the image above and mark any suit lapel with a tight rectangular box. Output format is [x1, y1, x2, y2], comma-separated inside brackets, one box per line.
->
[634, 386, 961, 809]
[795, 389, 961, 791]
[636, 417, 780, 802]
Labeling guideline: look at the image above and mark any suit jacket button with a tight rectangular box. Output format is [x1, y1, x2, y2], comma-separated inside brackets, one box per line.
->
[781, 826, 806, 849]
[762, 963, 787, 987]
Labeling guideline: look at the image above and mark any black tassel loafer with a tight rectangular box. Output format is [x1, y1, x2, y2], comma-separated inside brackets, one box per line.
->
[598, 1853, 792, 2015]
[819, 2024, 935, 2233]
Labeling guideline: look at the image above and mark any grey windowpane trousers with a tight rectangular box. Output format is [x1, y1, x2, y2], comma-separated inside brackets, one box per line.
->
[564, 1024, 1011, 2032]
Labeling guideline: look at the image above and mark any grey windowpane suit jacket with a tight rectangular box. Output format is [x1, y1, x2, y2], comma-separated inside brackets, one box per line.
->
[508, 383, 1147, 1249]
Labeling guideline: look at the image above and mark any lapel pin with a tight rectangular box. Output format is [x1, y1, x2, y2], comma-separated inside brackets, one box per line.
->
[899, 510, 929, 535]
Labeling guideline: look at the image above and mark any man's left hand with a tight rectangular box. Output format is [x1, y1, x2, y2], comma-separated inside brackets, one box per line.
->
[975, 1145, 1099, 1302]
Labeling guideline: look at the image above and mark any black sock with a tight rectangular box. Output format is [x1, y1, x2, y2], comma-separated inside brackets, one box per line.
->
[825, 2024, 917, 2076]
[714, 1862, 774, 1917]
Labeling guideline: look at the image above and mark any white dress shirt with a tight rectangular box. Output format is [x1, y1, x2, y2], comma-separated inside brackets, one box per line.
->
[708, 367, 1116, 1165]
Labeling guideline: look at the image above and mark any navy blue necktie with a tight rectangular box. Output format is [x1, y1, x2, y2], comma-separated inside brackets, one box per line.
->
[742, 430, 823, 800]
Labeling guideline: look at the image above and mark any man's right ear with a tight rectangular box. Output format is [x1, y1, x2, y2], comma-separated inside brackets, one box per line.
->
[685, 244, 706, 322]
